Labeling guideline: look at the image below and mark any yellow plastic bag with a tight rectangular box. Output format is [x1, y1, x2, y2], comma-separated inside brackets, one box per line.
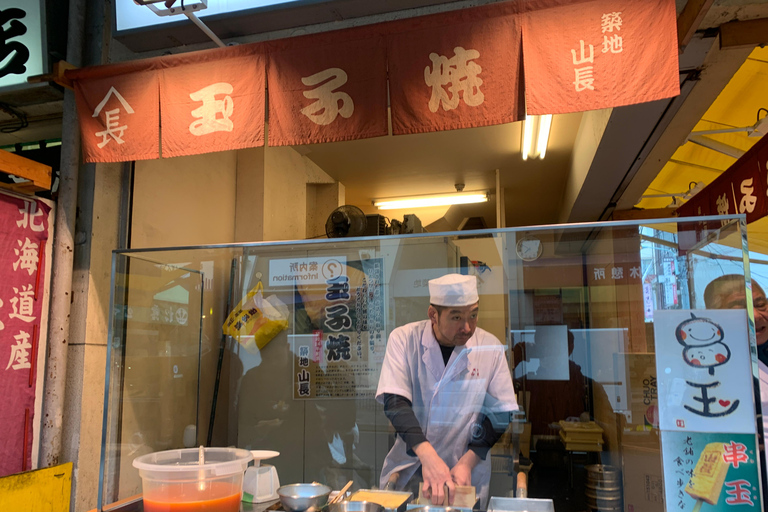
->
[222, 282, 289, 353]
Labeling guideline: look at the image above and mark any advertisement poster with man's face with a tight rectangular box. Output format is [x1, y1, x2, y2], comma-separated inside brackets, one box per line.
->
[654, 310, 756, 434]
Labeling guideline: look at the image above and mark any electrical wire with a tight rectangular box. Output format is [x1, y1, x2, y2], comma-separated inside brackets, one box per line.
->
[0, 101, 28, 133]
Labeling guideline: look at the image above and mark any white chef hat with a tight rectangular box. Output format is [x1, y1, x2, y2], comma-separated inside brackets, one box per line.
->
[428, 274, 479, 307]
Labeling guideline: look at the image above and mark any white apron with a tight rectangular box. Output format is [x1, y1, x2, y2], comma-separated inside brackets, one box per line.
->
[376, 320, 518, 505]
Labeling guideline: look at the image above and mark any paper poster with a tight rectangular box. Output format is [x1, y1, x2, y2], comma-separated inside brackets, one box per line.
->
[292, 258, 386, 399]
[654, 310, 756, 434]
[661, 431, 761, 511]
[269, 256, 347, 286]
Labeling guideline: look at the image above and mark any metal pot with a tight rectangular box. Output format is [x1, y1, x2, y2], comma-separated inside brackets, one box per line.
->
[329, 501, 385, 512]
[278, 483, 332, 512]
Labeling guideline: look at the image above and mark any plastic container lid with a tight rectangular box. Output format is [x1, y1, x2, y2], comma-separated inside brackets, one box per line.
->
[133, 447, 253, 480]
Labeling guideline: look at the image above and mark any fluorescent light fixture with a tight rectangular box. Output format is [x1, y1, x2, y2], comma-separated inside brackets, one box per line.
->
[521, 114, 553, 160]
[373, 191, 489, 210]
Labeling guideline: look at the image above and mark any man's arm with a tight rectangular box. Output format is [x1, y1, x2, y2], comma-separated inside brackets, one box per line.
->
[383, 393, 455, 506]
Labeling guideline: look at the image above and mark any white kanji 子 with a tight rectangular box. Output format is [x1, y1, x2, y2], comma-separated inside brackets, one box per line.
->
[6, 331, 31, 371]
[13, 237, 39, 276]
[9, 284, 36, 323]
[92, 86, 134, 149]
[16, 199, 44, 232]
[189, 82, 234, 136]
[739, 178, 757, 214]
[300, 68, 354, 126]
[424, 46, 484, 113]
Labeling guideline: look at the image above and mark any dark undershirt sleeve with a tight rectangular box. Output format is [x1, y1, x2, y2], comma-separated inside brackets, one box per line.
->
[467, 413, 504, 460]
[383, 393, 427, 455]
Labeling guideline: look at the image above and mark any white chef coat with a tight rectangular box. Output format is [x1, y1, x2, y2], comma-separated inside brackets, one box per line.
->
[376, 320, 518, 504]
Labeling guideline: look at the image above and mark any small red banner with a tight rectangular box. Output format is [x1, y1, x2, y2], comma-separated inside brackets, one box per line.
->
[388, 10, 523, 135]
[267, 34, 388, 146]
[160, 48, 266, 157]
[523, 0, 679, 115]
[75, 71, 160, 162]
[0, 192, 52, 476]
[677, 134, 768, 236]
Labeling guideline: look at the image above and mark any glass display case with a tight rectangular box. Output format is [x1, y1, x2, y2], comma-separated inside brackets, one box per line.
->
[99, 215, 766, 512]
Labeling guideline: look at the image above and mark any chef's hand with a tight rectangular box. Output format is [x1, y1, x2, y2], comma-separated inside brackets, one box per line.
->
[413, 442, 455, 505]
[450, 450, 481, 486]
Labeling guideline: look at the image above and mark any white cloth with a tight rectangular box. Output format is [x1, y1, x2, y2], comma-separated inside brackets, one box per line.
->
[376, 320, 518, 504]
[428, 274, 479, 306]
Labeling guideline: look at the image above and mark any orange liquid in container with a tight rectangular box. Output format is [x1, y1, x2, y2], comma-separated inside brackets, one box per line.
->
[143, 482, 241, 512]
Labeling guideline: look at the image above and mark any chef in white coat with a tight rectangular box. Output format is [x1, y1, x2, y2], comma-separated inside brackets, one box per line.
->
[376, 274, 518, 507]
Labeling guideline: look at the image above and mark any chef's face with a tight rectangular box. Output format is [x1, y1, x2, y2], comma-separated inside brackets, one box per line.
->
[428, 303, 479, 347]
[719, 288, 768, 346]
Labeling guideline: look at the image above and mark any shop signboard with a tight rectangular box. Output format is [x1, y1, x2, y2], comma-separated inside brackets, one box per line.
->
[661, 431, 761, 512]
[292, 258, 385, 399]
[653, 309, 756, 434]
[0, 0, 46, 92]
[71, 0, 681, 162]
[269, 256, 347, 287]
[0, 190, 53, 476]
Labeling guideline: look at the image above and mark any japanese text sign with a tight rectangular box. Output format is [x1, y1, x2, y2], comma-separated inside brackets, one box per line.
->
[0, 1, 46, 91]
[267, 34, 388, 146]
[523, 0, 679, 115]
[293, 258, 386, 399]
[388, 10, 522, 134]
[0, 191, 53, 476]
[75, 70, 160, 162]
[661, 431, 761, 512]
[160, 47, 266, 157]
[654, 310, 756, 434]
[677, 133, 768, 226]
[269, 256, 347, 287]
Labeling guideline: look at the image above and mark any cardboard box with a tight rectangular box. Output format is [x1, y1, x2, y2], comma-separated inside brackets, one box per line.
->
[621, 432, 664, 512]
[623, 353, 658, 429]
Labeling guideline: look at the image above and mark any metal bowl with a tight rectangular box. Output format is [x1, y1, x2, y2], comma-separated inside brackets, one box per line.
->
[329, 501, 385, 512]
[278, 483, 332, 512]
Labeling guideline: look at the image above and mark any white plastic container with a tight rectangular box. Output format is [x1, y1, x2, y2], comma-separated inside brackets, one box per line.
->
[133, 447, 253, 512]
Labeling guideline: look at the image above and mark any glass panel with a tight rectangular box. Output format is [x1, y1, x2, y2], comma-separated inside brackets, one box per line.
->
[100, 216, 765, 512]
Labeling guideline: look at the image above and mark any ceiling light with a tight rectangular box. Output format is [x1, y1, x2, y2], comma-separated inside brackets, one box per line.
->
[521, 114, 553, 160]
[373, 191, 489, 210]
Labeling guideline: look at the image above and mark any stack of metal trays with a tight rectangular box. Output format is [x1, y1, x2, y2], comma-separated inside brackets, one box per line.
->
[585, 465, 622, 512]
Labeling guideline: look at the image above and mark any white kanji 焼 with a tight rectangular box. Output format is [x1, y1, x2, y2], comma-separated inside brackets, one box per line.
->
[92, 86, 134, 149]
[13, 237, 39, 276]
[6, 331, 31, 371]
[300, 68, 354, 126]
[189, 82, 234, 136]
[17, 199, 44, 232]
[10, 284, 36, 323]
[424, 46, 484, 113]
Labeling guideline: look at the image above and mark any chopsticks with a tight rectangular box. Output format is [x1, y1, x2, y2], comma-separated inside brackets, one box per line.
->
[329, 480, 354, 505]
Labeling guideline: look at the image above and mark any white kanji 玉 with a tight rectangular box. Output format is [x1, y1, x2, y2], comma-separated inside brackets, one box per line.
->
[424, 46, 484, 113]
[739, 178, 757, 214]
[9, 284, 35, 323]
[594, 267, 606, 280]
[13, 237, 39, 276]
[611, 267, 624, 280]
[300, 68, 354, 126]
[601, 12, 623, 33]
[17, 199, 44, 232]
[6, 331, 31, 371]
[189, 82, 234, 136]
[602, 34, 623, 54]
[93, 86, 134, 149]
